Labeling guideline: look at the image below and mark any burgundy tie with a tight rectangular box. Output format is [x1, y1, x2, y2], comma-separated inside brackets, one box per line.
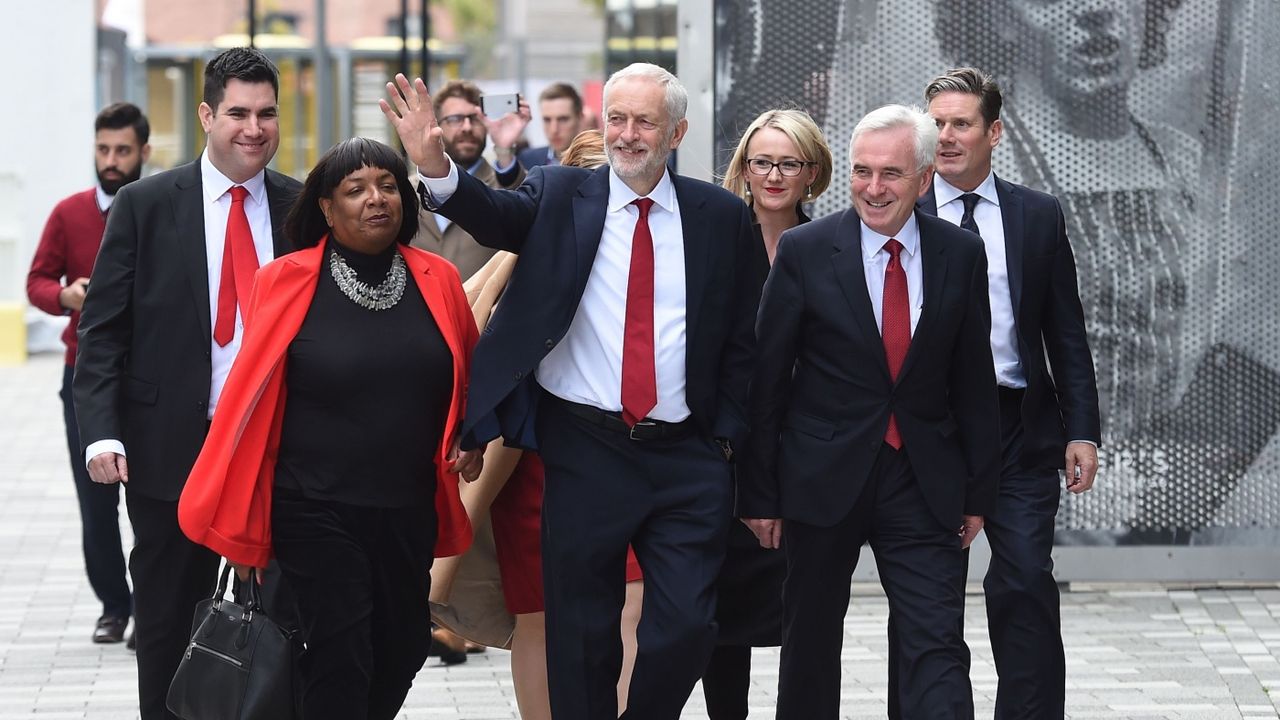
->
[213, 186, 259, 347]
[621, 197, 657, 427]
[881, 239, 910, 449]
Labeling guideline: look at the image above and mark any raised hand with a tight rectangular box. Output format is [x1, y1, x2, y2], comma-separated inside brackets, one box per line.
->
[485, 96, 533, 154]
[379, 73, 450, 177]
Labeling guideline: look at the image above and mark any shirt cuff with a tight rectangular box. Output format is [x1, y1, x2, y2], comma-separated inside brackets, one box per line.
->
[492, 157, 516, 174]
[1067, 439, 1098, 448]
[417, 158, 460, 211]
[85, 439, 126, 469]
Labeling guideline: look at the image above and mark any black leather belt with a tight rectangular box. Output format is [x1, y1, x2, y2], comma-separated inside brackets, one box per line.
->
[554, 397, 696, 441]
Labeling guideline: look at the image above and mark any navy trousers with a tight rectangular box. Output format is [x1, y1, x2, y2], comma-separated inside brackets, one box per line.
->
[536, 395, 732, 720]
[60, 364, 132, 619]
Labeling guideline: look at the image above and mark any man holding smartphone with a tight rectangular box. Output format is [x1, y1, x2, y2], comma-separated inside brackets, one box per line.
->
[411, 80, 530, 280]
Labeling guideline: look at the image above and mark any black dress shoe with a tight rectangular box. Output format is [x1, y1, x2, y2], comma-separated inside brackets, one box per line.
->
[126, 629, 136, 650]
[93, 615, 128, 644]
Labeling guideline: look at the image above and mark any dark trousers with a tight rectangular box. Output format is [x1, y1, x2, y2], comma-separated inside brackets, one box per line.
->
[983, 389, 1064, 719]
[536, 396, 732, 720]
[887, 388, 1063, 719]
[779, 445, 972, 720]
[125, 491, 222, 720]
[702, 644, 751, 720]
[272, 487, 436, 720]
[60, 364, 131, 619]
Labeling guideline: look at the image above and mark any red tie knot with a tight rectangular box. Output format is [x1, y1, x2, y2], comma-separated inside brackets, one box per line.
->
[230, 185, 249, 204]
[884, 238, 903, 260]
[632, 197, 654, 218]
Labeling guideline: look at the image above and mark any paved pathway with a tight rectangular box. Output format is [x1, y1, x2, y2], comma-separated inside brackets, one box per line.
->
[2, 353, 1279, 719]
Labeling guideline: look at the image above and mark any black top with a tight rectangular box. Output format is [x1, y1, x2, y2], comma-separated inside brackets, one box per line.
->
[275, 239, 453, 508]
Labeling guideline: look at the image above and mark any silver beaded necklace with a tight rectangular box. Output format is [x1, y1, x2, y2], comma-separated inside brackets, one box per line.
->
[328, 248, 407, 311]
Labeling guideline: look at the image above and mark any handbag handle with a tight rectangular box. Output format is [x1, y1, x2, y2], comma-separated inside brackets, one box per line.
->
[211, 561, 265, 613]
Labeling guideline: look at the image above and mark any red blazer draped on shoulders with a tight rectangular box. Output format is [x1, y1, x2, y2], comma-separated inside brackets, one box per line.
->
[178, 240, 477, 568]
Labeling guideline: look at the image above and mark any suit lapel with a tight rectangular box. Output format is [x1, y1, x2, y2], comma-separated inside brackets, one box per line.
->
[673, 176, 710, 350]
[570, 167, 611, 297]
[264, 170, 294, 258]
[897, 212, 948, 384]
[994, 175, 1024, 318]
[917, 187, 939, 216]
[830, 210, 891, 382]
[172, 162, 212, 341]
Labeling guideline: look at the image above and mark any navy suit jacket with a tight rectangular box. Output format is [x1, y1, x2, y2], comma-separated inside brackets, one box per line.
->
[740, 208, 1002, 530]
[917, 176, 1101, 468]
[518, 145, 553, 169]
[432, 164, 758, 452]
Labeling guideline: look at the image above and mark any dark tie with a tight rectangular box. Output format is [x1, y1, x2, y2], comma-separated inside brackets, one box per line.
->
[881, 239, 910, 449]
[959, 192, 982, 237]
[621, 197, 657, 427]
[213, 186, 259, 347]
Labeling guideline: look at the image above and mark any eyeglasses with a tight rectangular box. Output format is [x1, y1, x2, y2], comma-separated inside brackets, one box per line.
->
[745, 157, 813, 177]
[439, 113, 483, 128]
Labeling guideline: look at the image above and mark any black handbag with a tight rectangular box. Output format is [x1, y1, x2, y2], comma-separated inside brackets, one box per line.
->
[166, 563, 298, 720]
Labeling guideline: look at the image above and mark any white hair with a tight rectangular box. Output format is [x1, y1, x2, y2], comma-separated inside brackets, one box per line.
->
[603, 63, 688, 123]
[849, 104, 938, 172]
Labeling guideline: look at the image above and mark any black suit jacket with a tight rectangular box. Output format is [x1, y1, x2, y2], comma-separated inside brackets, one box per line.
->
[74, 160, 301, 502]
[431, 164, 758, 452]
[740, 208, 1001, 531]
[917, 177, 1101, 468]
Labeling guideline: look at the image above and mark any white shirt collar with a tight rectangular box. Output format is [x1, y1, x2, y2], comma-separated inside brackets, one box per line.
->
[200, 150, 267, 205]
[607, 166, 677, 215]
[933, 170, 999, 210]
[95, 184, 114, 213]
[861, 212, 921, 262]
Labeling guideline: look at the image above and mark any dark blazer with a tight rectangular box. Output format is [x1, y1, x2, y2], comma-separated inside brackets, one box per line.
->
[740, 208, 1001, 531]
[518, 145, 552, 169]
[917, 176, 1101, 468]
[432, 164, 758, 452]
[74, 160, 301, 502]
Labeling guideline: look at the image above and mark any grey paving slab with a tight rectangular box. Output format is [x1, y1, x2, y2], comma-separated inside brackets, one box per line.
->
[3, 354, 1279, 719]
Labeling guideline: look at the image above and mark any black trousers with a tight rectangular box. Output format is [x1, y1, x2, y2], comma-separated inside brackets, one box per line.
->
[61, 364, 131, 619]
[124, 491, 222, 720]
[887, 389, 1063, 720]
[779, 444, 973, 720]
[702, 644, 751, 720]
[536, 396, 732, 720]
[272, 487, 437, 720]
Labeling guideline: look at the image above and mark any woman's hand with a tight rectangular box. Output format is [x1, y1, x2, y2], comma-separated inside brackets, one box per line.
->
[446, 439, 484, 483]
[228, 561, 261, 584]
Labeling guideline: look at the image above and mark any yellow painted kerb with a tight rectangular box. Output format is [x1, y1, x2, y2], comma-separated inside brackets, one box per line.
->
[0, 303, 27, 365]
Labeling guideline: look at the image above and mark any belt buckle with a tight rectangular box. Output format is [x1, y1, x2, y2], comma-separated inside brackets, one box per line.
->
[629, 420, 658, 441]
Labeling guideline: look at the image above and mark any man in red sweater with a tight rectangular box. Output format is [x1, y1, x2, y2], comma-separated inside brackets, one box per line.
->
[26, 102, 150, 645]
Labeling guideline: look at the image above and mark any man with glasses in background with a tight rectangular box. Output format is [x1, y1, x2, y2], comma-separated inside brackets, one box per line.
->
[412, 79, 530, 280]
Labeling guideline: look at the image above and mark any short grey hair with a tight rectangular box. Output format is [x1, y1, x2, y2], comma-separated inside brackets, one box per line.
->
[603, 63, 688, 124]
[849, 104, 938, 172]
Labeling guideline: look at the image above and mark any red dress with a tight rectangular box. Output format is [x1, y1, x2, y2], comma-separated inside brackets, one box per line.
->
[490, 453, 643, 615]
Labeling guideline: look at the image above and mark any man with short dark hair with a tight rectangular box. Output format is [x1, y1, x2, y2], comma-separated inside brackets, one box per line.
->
[903, 65, 1101, 718]
[74, 48, 302, 720]
[27, 102, 149, 646]
[412, 78, 529, 279]
[518, 82, 584, 169]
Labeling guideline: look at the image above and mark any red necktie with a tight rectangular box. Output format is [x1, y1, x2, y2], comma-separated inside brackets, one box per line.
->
[213, 186, 259, 347]
[881, 239, 910, 449]
[621, 197, 657, 427]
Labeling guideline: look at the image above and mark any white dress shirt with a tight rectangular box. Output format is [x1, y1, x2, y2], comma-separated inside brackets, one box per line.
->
[95, 184, 115, 214]
[419, 159, 691, 421]
[933, 172, 1025, 388]
[85, 151, 277, 467]
[860, 215, 924, 336]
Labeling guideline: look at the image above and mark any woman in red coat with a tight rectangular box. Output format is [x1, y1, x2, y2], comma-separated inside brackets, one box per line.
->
[179, 137, 480, 720]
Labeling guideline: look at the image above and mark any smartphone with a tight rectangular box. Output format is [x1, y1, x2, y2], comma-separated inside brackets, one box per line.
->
[482, 93, 520, 118]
